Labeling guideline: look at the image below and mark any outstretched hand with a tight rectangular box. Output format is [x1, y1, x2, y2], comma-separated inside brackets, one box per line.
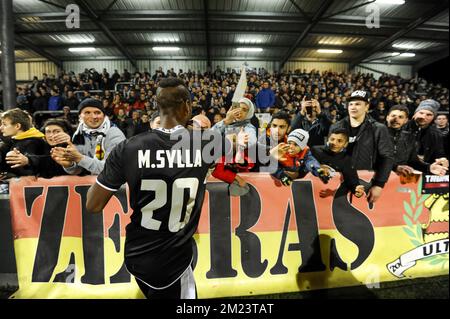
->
[270, 143, 290, 162]
[429, 162, 448, 176]
[50, 144, 83, 168]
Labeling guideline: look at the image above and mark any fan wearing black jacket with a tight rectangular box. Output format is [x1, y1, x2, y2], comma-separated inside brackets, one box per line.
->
[330, 91, 394, 204]
[386, 105, 448, 177]
[3, 118, 73, 178]
[1, 109, 47, 177]
[405, 99, 447, 165]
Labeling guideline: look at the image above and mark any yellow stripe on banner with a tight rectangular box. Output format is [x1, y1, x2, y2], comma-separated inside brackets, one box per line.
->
[11, 227, 448, 299]
[193, 226, 449, 299]
[11, 238, 144, 299]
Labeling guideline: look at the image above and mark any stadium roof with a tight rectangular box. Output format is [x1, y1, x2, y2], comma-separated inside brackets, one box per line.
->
[5, 0, 449, 70]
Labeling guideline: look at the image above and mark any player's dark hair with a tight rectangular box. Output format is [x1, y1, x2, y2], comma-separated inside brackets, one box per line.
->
[387, 104, 410, 117]
[156, 77, 190, 111]
[328, 127, 349, 141]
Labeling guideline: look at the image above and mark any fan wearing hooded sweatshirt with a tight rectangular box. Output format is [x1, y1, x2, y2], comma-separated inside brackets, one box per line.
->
[212, 98, 257, 150]
[51, 98, 126, 175]
[211, 98, 257, 186]
[1, 108, 46, 176]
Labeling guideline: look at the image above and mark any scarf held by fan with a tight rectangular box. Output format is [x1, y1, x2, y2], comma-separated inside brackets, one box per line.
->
[72, 117, 111, 160]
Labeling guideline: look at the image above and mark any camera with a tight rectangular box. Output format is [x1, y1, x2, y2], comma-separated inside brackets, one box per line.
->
[304, 94, 313, 116]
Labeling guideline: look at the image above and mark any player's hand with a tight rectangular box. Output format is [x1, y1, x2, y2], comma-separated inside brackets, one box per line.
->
[284, 171, 299, 180]
[367, 186, 383, 204]
[354, 185, 365, 198]
[5, 148, 29, 168]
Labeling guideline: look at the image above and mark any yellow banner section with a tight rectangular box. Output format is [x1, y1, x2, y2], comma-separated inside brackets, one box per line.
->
[11, 226, 448, 299]
[11, 238, 143, 299]
[8, 175, 448, 298]
[194, 227, 448, 298]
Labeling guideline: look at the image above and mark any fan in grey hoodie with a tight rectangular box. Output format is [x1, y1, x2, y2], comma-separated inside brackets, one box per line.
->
[51, 98, 126, 175]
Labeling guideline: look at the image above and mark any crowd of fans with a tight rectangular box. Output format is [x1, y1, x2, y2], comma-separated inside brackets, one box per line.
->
[1, 66, 448, 198]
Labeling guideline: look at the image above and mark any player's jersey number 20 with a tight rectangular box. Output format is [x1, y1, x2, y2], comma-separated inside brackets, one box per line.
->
[140, 178, 199, 232]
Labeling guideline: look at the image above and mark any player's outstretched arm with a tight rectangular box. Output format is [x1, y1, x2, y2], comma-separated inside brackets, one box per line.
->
[86, 183, 115, 214]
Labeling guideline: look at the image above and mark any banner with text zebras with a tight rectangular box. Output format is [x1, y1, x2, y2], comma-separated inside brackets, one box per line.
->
[8, 172, 448, 299]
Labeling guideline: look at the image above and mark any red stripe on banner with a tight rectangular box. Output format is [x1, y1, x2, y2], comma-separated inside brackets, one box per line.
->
[424, 183, 449, 189]
[9, 172, 433, 238]
[197, 172, 430, 233]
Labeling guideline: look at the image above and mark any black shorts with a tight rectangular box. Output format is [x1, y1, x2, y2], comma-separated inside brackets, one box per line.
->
[135, 265, 196, 299]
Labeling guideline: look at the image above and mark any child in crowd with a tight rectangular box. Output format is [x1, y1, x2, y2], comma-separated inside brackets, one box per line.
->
[272, 129, 330, 186]
[311, 128, 365, 198]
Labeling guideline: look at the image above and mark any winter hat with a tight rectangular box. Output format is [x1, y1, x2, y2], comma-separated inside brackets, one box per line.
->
[287, 129, 309, 149]
[78, 98, 105, 114]
[238, 98, 255, 120]
[414, 99, 440, 117]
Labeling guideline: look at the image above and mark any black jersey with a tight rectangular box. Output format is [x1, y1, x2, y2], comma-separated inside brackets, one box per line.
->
[97, 126, 221, 288]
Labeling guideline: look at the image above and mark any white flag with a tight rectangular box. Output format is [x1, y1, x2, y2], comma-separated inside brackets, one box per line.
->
[232, 66, 247, 104]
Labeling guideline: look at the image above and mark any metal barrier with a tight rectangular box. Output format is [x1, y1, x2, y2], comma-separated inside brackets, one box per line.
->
[114, 82, 134, 93]
[73, 90, 104, 101]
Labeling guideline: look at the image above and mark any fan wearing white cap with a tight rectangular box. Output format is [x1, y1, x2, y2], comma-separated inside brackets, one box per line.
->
[271, 129, 331, 186]
[330, 90, 395, 204]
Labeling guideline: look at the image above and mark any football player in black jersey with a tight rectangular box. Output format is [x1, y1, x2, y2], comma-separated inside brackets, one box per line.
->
[86, 78, 222, 299]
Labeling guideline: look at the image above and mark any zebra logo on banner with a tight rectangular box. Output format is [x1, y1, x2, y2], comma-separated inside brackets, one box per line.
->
[387, 182, 449, 278]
